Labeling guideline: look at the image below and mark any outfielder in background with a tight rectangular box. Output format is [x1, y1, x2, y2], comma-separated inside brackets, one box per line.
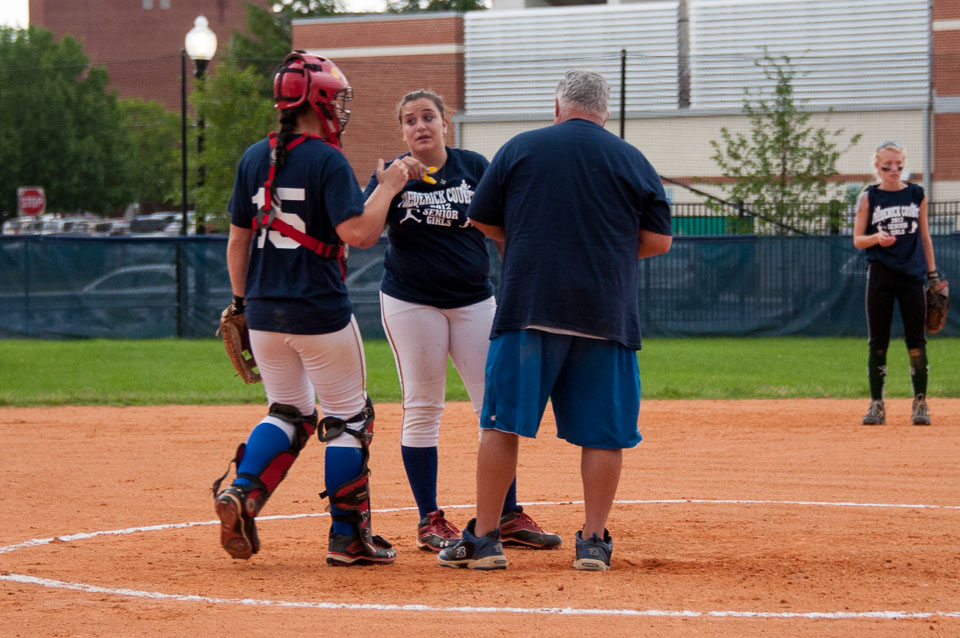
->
[212, 51, 417, 565]
[361, 89, 560, 552]
[854, 140, 940, 426]
[438, 69, 672, 571]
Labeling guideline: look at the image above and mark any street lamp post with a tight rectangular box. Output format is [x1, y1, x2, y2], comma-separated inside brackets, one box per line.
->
[182, 15, 218, 236]
[180, 49, 188, 236]
[176, 16, 217, 337]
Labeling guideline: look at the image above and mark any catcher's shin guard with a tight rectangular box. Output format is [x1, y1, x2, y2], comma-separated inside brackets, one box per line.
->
[318, 398, 396, 565]
[211, 403, 319, 559]
[324, 473, 396, 565]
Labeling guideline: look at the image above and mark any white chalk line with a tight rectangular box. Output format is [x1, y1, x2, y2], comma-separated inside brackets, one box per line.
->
[2, 498, 959, 621]
[3, 498, 957, 556]
[1, 573, 958, 620]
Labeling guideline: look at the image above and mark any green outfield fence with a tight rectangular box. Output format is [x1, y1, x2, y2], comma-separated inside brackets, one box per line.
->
[2, 231, 957, 340]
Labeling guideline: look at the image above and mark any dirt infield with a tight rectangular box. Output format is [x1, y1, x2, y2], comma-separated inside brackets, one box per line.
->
[2, 399, 959, 637]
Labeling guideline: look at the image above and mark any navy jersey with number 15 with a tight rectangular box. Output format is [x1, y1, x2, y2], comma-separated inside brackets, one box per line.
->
[229, 136, 365, 335]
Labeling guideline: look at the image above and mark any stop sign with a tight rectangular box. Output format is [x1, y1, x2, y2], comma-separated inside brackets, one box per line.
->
[17, 187, 46, 216]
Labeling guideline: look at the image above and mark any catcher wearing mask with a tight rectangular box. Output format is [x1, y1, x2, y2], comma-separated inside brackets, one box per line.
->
[213, 51, 417, 565]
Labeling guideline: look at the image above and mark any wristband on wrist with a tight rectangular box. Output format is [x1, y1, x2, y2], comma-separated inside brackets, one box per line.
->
[232, 295, 245, 313]
[927, 270, 939, 278]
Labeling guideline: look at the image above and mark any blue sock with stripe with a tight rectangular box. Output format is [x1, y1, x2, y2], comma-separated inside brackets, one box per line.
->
[501, 477, 519, 517]
[401, 445, 439, 519]
[325, 446, 364, 536]
[233, 422, 293, 488]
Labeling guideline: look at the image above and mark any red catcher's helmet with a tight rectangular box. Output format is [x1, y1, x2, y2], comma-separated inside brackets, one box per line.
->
[274, 50, 353, 145]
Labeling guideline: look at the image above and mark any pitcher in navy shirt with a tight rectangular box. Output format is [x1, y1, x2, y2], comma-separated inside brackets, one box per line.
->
[213, 51, 417, 566]
[362, 90, 560, 553]
[437, 70, 672, 572]
[854, 141, 940, 426]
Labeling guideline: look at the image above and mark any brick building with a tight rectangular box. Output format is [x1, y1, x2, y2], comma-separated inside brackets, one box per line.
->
[293, 13, 465, 187]
[29, 0, 270, 110]
[933, 0, 960, 189]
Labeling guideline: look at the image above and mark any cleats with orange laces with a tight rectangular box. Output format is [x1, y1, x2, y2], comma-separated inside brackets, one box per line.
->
[417, 509, 461, 551]
[498, 506, 562, 549]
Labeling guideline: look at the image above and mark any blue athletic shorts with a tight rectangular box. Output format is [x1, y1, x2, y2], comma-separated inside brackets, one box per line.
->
[479, 329, 642, 449]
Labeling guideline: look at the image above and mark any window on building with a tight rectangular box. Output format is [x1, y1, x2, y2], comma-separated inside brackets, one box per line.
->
[160, 0, 170, 8]
[142, 0, 153, 8]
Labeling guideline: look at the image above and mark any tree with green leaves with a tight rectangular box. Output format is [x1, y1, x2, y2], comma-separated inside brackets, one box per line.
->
[193, 64, 276, 232]
[0, 26, 133, 218]
[709, 53, 862, 234]
[231, 3, 295, 79]
[386, 0, 487, 13]
[118, 98, 182, 208]
[192, 4, 290, 232]
[272, 0, 344, 19]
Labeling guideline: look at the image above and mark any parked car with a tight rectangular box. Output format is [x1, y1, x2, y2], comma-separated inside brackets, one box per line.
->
[344, 256, 385, 338]
[3, 263, 231, 338]
[1, 216, 44, 235]
[89, 219, 130, 236]
[39, 216, 95, 235]
[130, 212, 196, 236]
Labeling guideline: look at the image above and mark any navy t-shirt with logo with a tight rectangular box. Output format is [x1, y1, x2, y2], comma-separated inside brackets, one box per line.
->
[229, 135, 365, 334]
[863, 183, 927, 281]
[362, 147, 494, 309]
[468, 118, 672, 350]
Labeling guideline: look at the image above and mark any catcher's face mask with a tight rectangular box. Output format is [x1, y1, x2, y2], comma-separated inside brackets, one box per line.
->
[273, 50, 352, 143]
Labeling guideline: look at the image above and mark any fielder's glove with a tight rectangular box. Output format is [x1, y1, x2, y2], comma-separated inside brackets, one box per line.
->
[216, 296, 261, 384]
[926, 271, 950, 334]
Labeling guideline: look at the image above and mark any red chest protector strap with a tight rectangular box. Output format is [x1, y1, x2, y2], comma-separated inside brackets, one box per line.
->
[254, 132, 346, 263]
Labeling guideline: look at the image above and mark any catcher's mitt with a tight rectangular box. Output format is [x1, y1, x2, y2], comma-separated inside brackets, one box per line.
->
[926, 272, 950, 334]
[217, 300, 261, 384]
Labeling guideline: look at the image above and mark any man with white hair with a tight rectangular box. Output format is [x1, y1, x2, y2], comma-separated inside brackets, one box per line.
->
[437, 69, 673, 571]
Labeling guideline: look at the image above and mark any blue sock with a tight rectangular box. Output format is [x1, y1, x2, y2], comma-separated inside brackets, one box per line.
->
[401, 445, 439, 519]
[502, 477, 518, 517]
[233, 422, 293, 488]
[325, 446, 364, 536]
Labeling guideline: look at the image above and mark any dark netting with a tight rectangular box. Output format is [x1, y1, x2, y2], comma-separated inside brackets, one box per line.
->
[2, 234, 956, 339]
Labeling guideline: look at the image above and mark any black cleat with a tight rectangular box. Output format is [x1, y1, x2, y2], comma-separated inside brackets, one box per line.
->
[215, 486, 259, 559]
[861, 400, 885, 426]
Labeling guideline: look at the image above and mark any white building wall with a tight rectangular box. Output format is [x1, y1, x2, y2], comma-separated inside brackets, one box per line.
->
[690, 0, 929, 110]
[461, 0, 935, 198]
[465, 3, 680, 117]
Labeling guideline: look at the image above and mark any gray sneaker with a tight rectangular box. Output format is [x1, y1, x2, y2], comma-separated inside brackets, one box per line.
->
[912, 394, 931, 426]
[437, 519, 508, 570]
[861, 400, 885, 425]
[573, 529, 612, 571]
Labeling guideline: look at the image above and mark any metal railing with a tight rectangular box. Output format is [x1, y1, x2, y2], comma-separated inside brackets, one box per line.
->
[669, 201, 960, 237]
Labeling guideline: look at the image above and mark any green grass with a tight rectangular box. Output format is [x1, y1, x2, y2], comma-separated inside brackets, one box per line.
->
[637, 337, 959, 399]
[1, 337, 957, 406]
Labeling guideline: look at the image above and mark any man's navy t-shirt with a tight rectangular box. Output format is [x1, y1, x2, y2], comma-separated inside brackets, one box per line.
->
[467, 118, 671, 350]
